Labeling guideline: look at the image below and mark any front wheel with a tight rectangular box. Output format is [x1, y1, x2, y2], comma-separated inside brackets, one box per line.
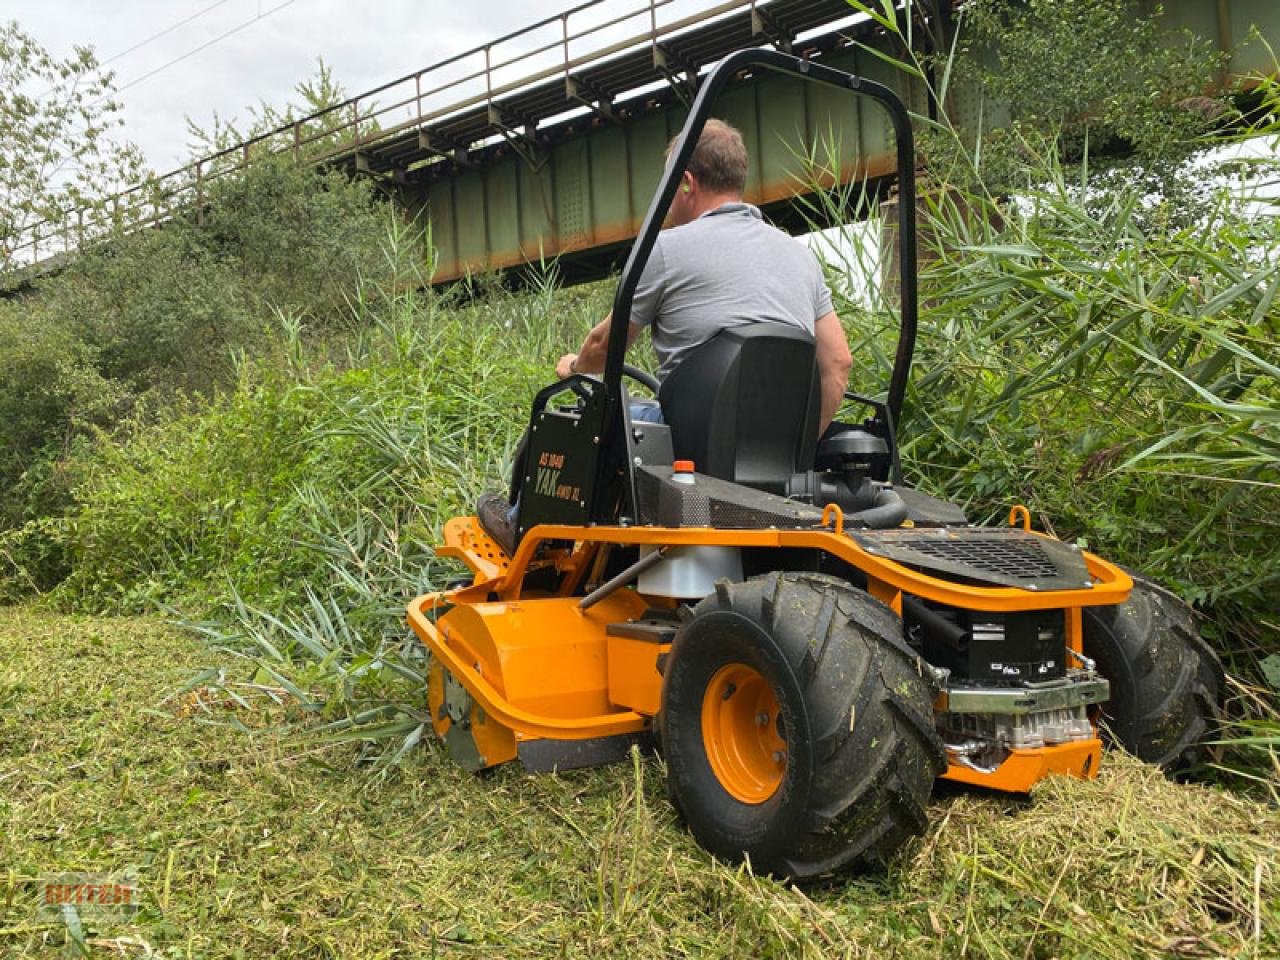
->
[658, 572, 945, 881]
[1082, 574, 1224, 776]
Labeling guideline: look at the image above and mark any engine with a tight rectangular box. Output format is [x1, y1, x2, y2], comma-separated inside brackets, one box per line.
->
[904, 597, 1109, 773]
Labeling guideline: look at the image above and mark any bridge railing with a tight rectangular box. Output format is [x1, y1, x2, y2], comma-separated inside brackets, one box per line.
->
[4, 0, 785, 276]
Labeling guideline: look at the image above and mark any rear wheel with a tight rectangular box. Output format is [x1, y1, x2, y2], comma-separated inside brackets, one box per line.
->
[659, 572, 945, 881]
[1082, 574, 1224, 776]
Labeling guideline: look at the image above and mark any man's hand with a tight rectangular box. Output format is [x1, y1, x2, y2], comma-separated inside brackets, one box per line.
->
[556, 353, 579, 379]
[557, 316, 645, 380]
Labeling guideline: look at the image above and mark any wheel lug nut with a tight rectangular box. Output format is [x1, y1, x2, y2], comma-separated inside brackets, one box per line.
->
[756, 712, 769, 726]
[772, 751, 785, 763]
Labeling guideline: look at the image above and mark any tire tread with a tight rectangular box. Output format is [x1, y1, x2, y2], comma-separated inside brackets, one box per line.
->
[1082, 574, 1224, 776]
[661, 572, 944, 881]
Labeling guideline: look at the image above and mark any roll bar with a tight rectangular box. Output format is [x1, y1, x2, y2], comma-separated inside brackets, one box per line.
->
[603, 47, 919, 429]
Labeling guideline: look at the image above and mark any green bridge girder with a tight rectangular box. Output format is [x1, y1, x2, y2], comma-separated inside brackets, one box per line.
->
[408, 0, 1275, 285]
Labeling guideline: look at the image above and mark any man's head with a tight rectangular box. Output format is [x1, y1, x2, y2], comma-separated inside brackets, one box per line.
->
[667, 118, 748, 226]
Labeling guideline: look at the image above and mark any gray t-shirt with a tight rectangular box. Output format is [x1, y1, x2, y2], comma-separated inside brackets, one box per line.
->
[630, 203, 834, 380]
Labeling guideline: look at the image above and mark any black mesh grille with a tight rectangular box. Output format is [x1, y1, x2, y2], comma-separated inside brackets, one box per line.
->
[904, 537, 1060, 581]
[659, 486, 712, 527]
[853, 528, 1091, 591]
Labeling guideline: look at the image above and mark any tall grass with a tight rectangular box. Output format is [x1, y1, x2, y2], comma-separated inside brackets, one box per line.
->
[36, 224, 610, 757]
[803, 144, 1278, 609]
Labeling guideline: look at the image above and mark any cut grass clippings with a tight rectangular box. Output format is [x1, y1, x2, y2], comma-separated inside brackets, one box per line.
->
[1, 605, 1277, 958]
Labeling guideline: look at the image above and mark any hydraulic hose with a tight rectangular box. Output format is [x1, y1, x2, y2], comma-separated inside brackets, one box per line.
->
[852, 486, 909, 530]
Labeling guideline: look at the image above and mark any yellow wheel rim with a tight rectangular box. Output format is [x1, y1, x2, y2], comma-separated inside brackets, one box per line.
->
[700, 663, 787, 804]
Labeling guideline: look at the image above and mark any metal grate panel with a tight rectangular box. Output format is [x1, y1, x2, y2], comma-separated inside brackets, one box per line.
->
[854, 528, 1093, 591]
[904, 536, 1060, 581]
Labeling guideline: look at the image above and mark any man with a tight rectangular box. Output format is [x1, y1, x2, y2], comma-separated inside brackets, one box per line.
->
[554, 118, 853, 431]
[480, 118, 852, 551]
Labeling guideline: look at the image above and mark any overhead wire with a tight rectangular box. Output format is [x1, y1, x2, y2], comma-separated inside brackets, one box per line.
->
[98, 0, 240, 70]
[34, 0, 300, 106]
[109, 0, 298, 98]
[36, 0, 263, 102]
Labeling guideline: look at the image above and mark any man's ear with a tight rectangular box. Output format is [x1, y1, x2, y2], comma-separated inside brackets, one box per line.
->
[681, 171, 694, 194]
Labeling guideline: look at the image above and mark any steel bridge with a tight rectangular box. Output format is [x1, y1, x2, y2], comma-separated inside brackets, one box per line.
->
[7, 0, 1275, 287]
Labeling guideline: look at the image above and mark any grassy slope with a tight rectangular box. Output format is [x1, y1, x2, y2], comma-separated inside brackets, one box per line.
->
[1, 605, 1276, 959]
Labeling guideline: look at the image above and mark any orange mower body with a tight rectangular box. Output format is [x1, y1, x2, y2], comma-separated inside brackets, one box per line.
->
[408, 513, 1123, 793]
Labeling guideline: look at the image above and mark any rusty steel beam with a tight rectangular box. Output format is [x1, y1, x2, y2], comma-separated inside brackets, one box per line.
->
[410, 40, 911, 284]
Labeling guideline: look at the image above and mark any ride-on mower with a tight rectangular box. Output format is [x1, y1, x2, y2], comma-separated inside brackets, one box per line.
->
[407, 49, 1223, 880]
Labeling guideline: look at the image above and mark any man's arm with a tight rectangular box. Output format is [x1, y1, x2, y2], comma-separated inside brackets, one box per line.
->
[556, 312, 646, 379]
[814, 311, 853, 432]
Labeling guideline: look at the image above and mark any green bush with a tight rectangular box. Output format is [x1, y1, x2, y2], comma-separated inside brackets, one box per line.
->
[36, 159, 389, 395]
[55, 259, 606, 617]
[0, 158, 394, 546]
[0, 305, 122, 520]
[23, 255, 607, 730]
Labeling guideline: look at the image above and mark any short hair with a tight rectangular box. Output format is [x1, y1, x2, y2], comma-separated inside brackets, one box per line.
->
[667, 118, 748, 196]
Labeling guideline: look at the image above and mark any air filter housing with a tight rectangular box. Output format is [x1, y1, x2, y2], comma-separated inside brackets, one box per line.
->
[905, 599, 1067, 685]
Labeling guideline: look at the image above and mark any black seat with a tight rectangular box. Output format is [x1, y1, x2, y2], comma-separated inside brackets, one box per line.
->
[658, 324, 821, 494]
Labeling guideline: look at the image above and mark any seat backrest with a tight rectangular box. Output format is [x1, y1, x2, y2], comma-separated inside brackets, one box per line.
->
[657, 324, 821, 493]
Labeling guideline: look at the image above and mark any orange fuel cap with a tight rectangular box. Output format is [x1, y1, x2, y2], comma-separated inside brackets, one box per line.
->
[673, 460, 695, 472]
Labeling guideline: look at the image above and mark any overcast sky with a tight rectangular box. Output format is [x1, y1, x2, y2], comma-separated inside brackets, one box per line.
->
[11, 0, 583, 172]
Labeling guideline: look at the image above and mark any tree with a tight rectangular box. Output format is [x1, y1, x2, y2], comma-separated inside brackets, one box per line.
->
[184, 58, 360, 174]
[921, 0, 1231, 206]
[0, 20, 145, 274]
